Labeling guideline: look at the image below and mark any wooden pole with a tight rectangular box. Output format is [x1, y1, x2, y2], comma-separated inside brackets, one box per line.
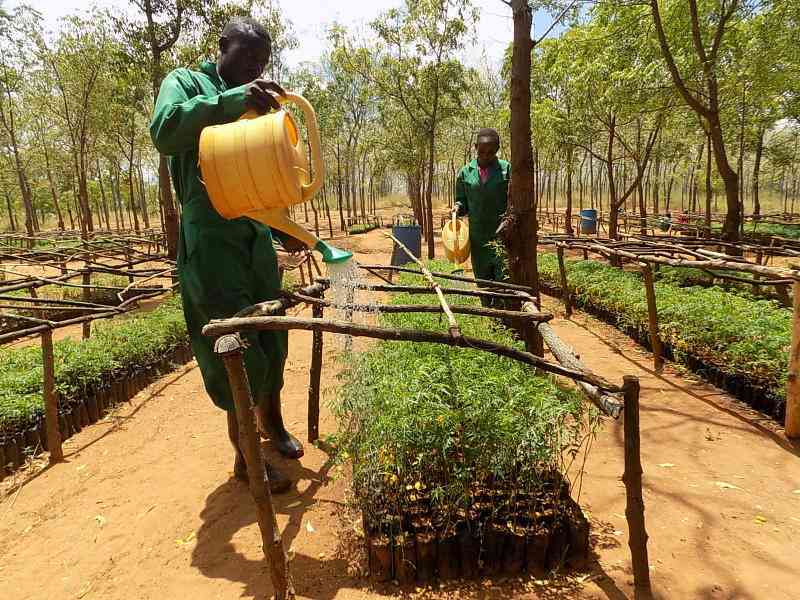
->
[521, 299, 623, 417]
[557, 246, 572, 317]
[216, 334, 295, 599]
[622, 376, 652, 599]
[753, 250, 763, 297]
[357, 263, 535, 293]
[386, 233, 461, 337]
[41, 330, 63, 463]
[82, 267, 91, 339]
[640, 263, 664, 373]
[785, 280, 800, 438]
[316, 280, 523, 302]
[203, 315, 621, 393]
[308, 303, 323, 443]
[289, 292, 552, 322]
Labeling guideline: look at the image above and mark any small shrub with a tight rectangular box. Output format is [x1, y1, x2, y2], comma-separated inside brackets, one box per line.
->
[332, 261, 596, 529]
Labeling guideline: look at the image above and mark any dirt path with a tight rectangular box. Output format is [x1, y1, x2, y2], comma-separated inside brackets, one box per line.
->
[1, 228, 798, 600]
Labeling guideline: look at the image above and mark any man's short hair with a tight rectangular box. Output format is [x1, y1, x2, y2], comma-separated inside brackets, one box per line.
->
[222, 16, 271, 47]
[476, 127, 500, 145]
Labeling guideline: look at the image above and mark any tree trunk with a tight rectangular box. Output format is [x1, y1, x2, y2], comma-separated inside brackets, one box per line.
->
[137, 162, 151, 229]
[4, 189, 16, 231]
[638, 176, 647, 236]
[322, 183, 334, 239]
[96, 163, 112, 230]
[564, 150, 574, 235]
[43, 144, 65, 230]
[508, 0, 542, 356]
[752, 127, 764, 217]
[705, 131, 713, 236]
[509, 26, 536, 246]
[607, 116, 619, 239]
[77, 150, 95, 237]
[425, 116, 437, 259]
[12, 150, 36, 237]
[335, 142, 345, 231]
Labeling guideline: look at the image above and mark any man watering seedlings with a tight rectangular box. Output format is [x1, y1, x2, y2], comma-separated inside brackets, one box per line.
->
[150, 16, 304, 494]
[454, 128, 511, 306]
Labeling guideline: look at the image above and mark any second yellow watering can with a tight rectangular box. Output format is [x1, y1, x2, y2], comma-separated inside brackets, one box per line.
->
[441, 212, 470, 264]
[198, 92, 351, 263]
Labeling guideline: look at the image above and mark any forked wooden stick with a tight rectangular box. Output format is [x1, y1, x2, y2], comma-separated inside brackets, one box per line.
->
[385, 232, 461, 338]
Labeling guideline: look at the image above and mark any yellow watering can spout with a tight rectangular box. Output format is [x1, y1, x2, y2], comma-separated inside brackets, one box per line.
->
[199, 92, 352, 264]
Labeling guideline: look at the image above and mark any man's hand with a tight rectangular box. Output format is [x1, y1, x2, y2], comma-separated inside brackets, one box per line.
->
[280, 235, 307, 254]
[244, 79, 285, 114]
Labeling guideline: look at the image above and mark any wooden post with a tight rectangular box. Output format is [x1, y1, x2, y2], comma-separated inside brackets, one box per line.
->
[640, 264, 664, 373]
[42, 330, 63, 463]
[622, 376, 652, 599]
[28, 287, 40, 318]
[752, 251, 763, 297]
[216, 334, 295, 599]
[785, 280, 800, 438]
[557, 246, 572, 317]
[308, 303, 323, 443]
[82, 266, 91, 339]
[387, 232, 461, 338]
[124, 246, 134, 284]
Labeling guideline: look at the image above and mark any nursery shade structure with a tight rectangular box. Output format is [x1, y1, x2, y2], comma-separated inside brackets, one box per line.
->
[536, 233, 800, 438]
[0, 231, 177, 468]
[203, 262, 652, 598]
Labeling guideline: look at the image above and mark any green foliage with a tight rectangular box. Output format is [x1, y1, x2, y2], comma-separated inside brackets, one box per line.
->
[538, 254, 790, 396]
[332, 261, 594, 524]
[748, 222, 800, 240]
[347, 223, 378, 235]
[0, 295, 187, 435]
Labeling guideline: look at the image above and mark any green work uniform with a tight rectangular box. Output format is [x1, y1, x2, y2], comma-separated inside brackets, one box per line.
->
[454, 158, 510, 290]
[150, 61, 287, 411]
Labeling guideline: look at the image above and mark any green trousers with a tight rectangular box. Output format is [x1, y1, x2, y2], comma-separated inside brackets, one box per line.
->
[178, 218, 287, 411]
[470, 241, 506, 308]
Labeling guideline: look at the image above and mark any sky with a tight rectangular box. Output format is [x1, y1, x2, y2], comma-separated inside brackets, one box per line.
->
[10, 0, 563, 69]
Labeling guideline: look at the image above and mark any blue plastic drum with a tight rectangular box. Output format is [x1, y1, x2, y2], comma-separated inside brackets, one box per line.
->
[580, 209, 598, 234]
[390, 216, 422, 266]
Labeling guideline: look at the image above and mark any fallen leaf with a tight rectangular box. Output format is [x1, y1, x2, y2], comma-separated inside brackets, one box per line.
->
[306, 521, 316, 533]
[754, 515, 767, 525]
[793, 490, 800, 495]
[657, 463, 676, 468]
[714, 481, 743, 491]
[175, 531, 196, 547]
[76, 464, 88, 472]
[94, 515, 107, 527]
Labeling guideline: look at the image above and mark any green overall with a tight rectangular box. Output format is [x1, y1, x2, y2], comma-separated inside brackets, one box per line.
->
[150, 61, 287, 411]
[454, 159, 510, 293]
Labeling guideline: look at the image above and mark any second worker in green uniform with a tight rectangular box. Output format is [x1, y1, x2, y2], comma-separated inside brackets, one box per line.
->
[454, 128, 510, 306]
[150, 16, 302, 493]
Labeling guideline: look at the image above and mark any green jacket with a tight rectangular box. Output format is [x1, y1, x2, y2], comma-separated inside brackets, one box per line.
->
[150, 62, 287, 411]
[454, 158, 511, 246]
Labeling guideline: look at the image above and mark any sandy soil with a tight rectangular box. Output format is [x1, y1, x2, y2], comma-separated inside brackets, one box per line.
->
[1, 228, 799, 600]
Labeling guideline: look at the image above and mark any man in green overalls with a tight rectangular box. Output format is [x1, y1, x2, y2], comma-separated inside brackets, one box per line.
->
[150, 17, 302, 493]
[454, 128, 511, 306]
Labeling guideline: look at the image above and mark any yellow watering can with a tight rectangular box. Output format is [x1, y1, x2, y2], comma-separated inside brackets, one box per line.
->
[441, 212, 470, 264]
[198, 92, 352, 263]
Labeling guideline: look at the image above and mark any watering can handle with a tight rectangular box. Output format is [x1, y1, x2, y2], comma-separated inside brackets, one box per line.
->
[280, 92, 325, 202]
